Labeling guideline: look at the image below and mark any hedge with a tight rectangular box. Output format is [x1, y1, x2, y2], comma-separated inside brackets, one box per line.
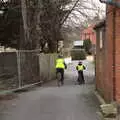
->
[71, 49, 86, 60]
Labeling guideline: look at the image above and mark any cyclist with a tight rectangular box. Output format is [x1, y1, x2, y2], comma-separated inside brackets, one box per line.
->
[76, 61, 86, 85]
[56, 55, 67, 85]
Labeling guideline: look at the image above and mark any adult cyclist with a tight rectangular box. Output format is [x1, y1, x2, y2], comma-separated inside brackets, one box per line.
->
[56, 55, 67, 85]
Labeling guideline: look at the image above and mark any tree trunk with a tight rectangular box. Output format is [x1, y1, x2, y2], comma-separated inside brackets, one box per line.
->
[21, 0, 31, 49]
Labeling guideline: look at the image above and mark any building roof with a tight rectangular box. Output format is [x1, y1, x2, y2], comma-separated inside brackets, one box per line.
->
[94, 20, 106, 30]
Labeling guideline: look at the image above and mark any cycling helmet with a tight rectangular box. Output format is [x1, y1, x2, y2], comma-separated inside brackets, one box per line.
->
[58, 54, 63, 58]
[79, 61, 82, 64]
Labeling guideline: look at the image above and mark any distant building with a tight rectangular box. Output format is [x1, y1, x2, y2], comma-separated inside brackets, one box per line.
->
[73, 40, 84, 49]
[73, 40, 83, 47]
[80, 25, 96, 45]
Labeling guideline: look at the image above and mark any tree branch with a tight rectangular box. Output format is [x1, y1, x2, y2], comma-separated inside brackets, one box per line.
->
[61, 0, 80, 26]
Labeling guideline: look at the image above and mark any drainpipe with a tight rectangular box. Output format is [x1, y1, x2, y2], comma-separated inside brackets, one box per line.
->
[112, 7, 116, 101]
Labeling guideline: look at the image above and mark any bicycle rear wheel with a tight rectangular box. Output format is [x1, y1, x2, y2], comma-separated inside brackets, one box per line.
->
[57, 72, 62, 87]
[78, 73, 82, 85]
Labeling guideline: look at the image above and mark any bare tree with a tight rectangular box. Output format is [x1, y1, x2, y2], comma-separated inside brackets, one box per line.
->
[20, 0, 43, 50]
[0, 0, 105, 52]
[61, 0, 106, 51]
[20, 0, 72, 52]
[64, 0, 106, 27]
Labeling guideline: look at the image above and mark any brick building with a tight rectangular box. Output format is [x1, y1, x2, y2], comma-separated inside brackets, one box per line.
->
[94, 1, 120, 103]
[81, 25, 96, 45]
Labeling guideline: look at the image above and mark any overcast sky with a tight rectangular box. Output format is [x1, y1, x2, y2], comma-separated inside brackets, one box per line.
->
[83, 0, 106, 18]
[64, 0, 106, 27]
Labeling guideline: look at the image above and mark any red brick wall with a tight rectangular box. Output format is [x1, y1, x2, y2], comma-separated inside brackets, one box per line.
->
[96, 31, 105, 99]
[114, 7, 120, 102]
[104, 6, 114, 102]
[102, 2, 120, 102]
[96, 25, 113, 102]
[96, 6, 114, 102]
[96, 0, 120, 103]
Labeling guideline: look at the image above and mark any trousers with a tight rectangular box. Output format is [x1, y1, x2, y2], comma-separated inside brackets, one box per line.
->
[56, 68, 64, 83]
[77, 71, 85, 84]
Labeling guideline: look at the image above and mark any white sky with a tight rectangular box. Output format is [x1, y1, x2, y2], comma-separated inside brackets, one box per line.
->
[64, 0, 106, 27]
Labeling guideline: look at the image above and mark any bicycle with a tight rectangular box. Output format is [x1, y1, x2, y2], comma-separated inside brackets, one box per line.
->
[77, 73, 82, 85]
[76, 72, 84, 85]
[56, 72, 63, 87]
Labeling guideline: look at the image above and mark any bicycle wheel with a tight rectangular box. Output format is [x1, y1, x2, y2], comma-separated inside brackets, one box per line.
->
[57, 72, 62, 87]
[78, 73, 82, 85]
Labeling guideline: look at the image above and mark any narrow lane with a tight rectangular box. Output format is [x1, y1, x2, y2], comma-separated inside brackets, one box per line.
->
[1, 61, 100, 120]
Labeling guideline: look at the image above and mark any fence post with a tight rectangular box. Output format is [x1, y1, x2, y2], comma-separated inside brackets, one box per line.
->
[17, 51, 21, 88]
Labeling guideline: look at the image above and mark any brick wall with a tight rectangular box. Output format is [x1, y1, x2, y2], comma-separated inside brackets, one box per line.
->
[104, 6, 114, 102]
[95, 0, 120, 103]
[101, 2, 120, 102]
[114, 6, 120, 102]
[95, 7, 114, 102]
[95, 29, 105, 98]
[95, 23, 112, 102]
[106, 2, 120, 102]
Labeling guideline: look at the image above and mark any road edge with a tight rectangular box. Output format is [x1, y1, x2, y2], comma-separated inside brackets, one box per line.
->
[94, 91, 106, 105]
